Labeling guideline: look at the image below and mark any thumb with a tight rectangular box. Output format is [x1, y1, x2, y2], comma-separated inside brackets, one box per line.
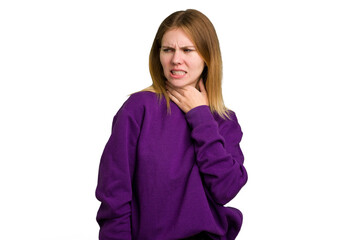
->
[199, 78, 206, 93]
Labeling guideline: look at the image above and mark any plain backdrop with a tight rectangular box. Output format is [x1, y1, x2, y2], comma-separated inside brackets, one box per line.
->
[0, 0, 359, 239]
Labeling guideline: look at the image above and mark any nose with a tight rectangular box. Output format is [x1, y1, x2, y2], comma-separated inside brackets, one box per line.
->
[171, 50, 183, 65]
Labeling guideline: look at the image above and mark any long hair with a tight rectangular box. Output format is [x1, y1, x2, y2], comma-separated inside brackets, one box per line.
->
[147, 9, 229, 118]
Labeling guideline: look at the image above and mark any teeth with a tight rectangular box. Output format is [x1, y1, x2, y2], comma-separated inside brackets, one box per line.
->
[171, 71, 186, 75]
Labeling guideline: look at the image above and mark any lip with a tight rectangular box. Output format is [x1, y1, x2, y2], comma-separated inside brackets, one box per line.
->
[170, 69, 187, 79]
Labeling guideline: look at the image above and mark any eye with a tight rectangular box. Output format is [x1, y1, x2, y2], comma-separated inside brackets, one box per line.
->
[183, 49, 194, 53]
[161, 47, 173, 53]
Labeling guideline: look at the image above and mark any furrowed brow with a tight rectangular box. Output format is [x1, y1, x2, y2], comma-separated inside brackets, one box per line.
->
[180, 46, 196, 49]
[161, 45, 195, 49]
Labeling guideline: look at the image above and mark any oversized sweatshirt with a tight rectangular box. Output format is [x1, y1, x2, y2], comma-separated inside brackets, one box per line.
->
[96, 91, 248, 240]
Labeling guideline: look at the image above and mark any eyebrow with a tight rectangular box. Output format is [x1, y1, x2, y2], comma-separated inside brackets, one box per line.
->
[161, 45, 196, 49]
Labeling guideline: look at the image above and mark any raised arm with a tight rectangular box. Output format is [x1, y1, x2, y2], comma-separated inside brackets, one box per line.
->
[186, 106, 247, 205]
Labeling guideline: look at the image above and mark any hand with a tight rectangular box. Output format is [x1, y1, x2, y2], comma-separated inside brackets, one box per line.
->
[166, 79, 209, 113]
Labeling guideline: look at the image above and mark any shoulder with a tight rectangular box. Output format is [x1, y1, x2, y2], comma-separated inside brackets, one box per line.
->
[122, 91, 159, 110]
[114, 91, 160, 125]
[213, 109, 243, 135]
[213, 109, 239, 125]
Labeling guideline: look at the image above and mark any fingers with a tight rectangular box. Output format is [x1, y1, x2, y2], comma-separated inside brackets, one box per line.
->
[165, 80, 208, 113]
[167, 91, 180, 105]
[198, 78, 206, 93]
[166, 82, 183, 100]
[166, 86, 190, 112]
[198, 79, 208, 105]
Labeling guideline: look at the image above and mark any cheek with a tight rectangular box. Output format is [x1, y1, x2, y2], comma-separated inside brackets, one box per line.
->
[192, 60, 205, 74]
[159, 55, 167, 70]
[160, 55, 171, 69]
[191, 55, 205, 70]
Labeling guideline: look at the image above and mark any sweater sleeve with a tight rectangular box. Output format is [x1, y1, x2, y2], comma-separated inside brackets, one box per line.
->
[186, 105, 248, 205]
[95, 107, 140, 240]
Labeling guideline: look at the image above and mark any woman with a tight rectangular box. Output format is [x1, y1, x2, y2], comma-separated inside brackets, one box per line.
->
[96, 9, 247, 240]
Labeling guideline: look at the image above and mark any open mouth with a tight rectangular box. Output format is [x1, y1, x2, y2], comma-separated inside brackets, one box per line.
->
[171, 70, 187, 76]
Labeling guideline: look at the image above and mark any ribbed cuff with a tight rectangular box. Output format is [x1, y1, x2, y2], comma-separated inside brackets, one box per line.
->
[185, 105, 215, 129]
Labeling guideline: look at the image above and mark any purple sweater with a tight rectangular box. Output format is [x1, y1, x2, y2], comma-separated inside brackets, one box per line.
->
[96, 91, 247, 240]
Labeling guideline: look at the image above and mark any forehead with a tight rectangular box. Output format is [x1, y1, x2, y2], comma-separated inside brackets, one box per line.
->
[161, 28, 195, 47]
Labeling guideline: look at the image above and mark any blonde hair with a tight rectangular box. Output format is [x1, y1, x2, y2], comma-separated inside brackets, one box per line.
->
[146, 9, 229, 118]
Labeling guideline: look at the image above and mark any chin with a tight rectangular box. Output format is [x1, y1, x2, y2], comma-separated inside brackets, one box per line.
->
[170, 81, 187, 88]
[167, 78, 196, 88]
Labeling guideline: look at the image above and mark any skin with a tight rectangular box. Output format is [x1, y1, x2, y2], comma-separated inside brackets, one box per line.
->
[160, 28, 209, 113]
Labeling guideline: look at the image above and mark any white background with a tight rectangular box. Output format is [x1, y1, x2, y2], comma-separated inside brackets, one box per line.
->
[0, 0, 359, 239]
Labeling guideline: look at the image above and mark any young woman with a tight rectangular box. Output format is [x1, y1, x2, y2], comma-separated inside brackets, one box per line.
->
[96, 9, 248, 240]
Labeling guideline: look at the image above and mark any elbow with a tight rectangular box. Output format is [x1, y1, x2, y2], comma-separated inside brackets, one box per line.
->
[210, 166, 248, 205]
